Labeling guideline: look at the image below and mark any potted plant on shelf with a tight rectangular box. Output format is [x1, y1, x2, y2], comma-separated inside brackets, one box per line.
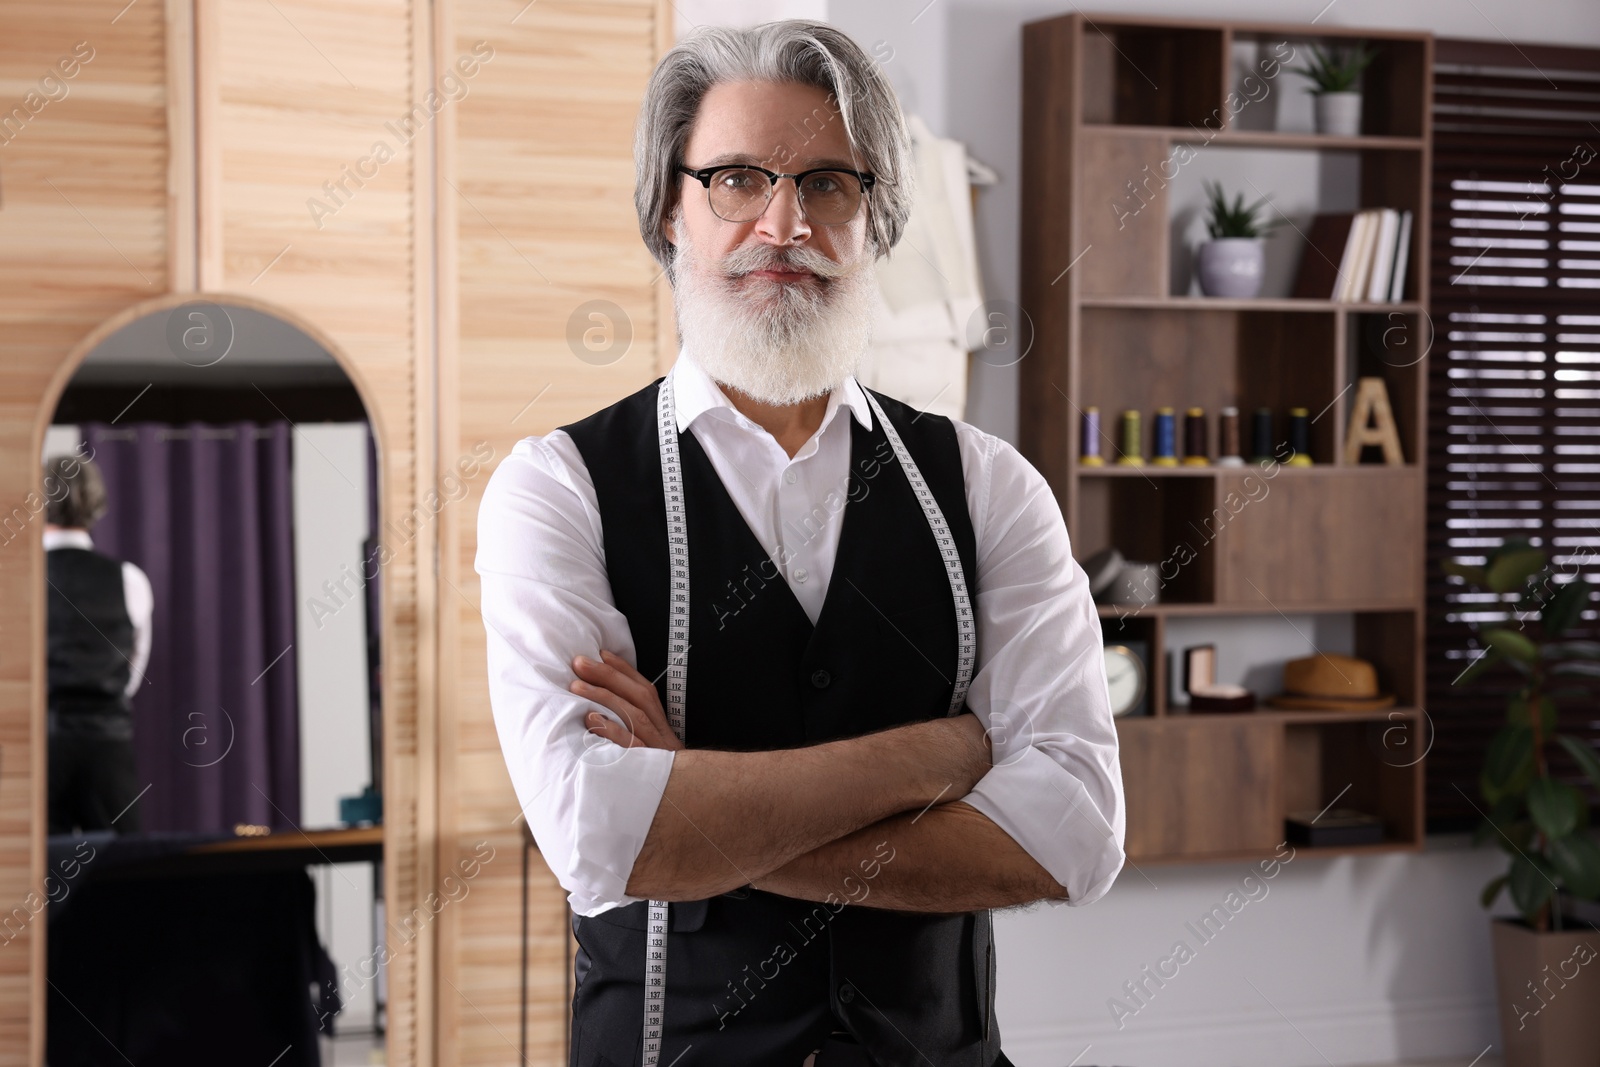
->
[1290, 43, 1378, 137]
[1449, 539, 1600, 1064]
[1196, 180, 1281, 299]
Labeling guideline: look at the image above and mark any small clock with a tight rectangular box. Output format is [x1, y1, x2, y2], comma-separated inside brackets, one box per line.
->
[1104, 642, 1149, 718]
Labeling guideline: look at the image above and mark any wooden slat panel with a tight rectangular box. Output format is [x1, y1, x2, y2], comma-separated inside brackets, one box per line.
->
[0, 2, 171, 1059]
[0, 0, 664, 1060]
[210, 0, 430, 1060]
[440, 1, 668, 1064]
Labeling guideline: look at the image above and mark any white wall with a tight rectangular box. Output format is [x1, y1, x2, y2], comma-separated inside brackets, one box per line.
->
[292, 424, 372, 826]
[43, 425, 80, 464]
[677, 0, 826, 37]
[995, 837, 1510, 1066]
[292, 423, 378, 1034]
[667, 2, 1600, 1063]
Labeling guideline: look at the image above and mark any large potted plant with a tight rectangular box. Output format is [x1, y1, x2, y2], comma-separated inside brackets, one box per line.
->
[1449, 540, 1600, 1064]
[1196, 180, 1282, 299]
[1290, 43, 1377, 137]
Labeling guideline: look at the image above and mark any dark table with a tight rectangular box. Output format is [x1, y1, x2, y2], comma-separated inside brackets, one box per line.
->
[46, 826, 382, 1067]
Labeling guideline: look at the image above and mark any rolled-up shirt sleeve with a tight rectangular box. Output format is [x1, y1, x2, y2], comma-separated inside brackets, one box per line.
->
[955, 426, 1126, 908]
[475, 432, 676, 917]
[122, 561, 154, 700]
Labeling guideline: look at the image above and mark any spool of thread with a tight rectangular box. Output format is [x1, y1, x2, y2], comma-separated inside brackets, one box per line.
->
[1080, 406, 1104, 466]
[1152, 408, 1178, 466]
[1288, 406, 1313, 466]
[1217, 406, 1244, 466]
[1183, 407, 1209, 466]
[1250, 408, 1275, 464]
[1116, 410, 1144, 466]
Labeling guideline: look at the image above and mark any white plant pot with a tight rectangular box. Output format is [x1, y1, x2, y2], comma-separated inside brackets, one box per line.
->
[1197, 238, 1265, 299]
[1313, 91, 1363, 137]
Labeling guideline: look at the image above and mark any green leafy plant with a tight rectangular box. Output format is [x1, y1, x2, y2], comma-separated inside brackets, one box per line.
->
[1448, 540, 1600, 931]
[1202, 180, 1284, 239]
[1290, 43, 1378, 94]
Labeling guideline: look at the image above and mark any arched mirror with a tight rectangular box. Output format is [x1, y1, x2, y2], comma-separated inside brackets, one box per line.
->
[41, 301, 386, 1066]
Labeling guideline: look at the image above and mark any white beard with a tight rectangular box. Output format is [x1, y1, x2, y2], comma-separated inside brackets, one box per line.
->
[670, 219, 881, 406]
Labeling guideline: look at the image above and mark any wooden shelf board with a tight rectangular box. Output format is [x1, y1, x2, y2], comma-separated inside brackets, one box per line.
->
[1077, 464, 1420, 477]
[1097, 600, 1417, 618]
[1118, 705, 1425, 726]
[1079, 295, 1424, 313]
[1066, 11, 1430, 42]
[188, 824, 383, 853]
[1080, 124, 1425, 152]
[1129, 838, 1424, 867]
[1202, 130, 1426, 151]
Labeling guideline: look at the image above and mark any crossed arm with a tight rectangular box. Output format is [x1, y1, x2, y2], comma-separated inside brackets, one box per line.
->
[477, 430, 1122, 919]
[572, 649, 1070, 912]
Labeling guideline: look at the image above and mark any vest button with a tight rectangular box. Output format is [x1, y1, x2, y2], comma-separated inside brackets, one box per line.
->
[811, 669, 831, 689]
[838, 982, 856, 1004]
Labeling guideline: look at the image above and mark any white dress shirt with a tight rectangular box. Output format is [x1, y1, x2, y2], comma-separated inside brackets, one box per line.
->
[43, 528, 154, 700]
[476, 351, 1126, 918]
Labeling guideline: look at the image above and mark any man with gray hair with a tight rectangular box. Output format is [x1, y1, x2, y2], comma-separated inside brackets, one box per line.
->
[44, 452, 153, 834]
[477, 19, 1123, 1066]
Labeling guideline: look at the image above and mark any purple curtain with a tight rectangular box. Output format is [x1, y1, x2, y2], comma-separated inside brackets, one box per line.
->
[84, 421, 300, 833]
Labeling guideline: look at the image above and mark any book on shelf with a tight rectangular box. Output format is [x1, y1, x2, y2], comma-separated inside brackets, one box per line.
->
[1388, 210, 1414, 303]
[1365, 209, 1400, 303]
[1291, 207, 1413, 304]
[1291, 212, 1354, 301]
[1344, 211, 1378, 302]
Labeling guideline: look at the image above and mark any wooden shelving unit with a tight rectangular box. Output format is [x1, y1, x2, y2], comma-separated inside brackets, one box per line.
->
[1021, 13, 1431, 864]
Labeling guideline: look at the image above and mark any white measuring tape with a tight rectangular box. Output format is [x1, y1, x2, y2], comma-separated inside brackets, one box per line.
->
[643, 378, 691, 1066]
[860, 388, 977, 716]
[639, 376, 975, 1065]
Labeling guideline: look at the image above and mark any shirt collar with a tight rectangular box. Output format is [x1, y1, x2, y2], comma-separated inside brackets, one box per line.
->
[669, 348, 873, 436]
[44, 528, 94, 551]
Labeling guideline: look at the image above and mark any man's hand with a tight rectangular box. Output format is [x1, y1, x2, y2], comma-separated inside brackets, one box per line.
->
[570, 648, 998, 900]
[572, 650, 992, 774]
[754, 801, 1071, 912]
[570, 649, 684, 751]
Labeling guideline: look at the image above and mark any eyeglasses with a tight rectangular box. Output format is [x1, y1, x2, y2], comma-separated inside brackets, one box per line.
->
[677, 163, 876, 226]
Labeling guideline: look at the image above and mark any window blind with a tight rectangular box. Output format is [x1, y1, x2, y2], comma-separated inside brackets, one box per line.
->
[1428, 38, 1600, 829]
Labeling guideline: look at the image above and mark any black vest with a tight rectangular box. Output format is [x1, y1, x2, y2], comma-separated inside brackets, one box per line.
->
[47, 547, 135, 717]
[559, 377, 1002, 1067]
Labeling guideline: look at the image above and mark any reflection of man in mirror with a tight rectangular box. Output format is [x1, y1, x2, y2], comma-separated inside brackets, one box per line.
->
[477, 20, 1123, 1067]
[44, 454, 153, 834]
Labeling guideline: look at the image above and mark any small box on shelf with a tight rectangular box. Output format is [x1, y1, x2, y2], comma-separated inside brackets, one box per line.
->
[1181, 643, 1258, 712]
[1286, 807, 1386, 846]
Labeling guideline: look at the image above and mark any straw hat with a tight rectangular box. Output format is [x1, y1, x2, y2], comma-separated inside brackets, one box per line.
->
[1266, 653, 1395, 711]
